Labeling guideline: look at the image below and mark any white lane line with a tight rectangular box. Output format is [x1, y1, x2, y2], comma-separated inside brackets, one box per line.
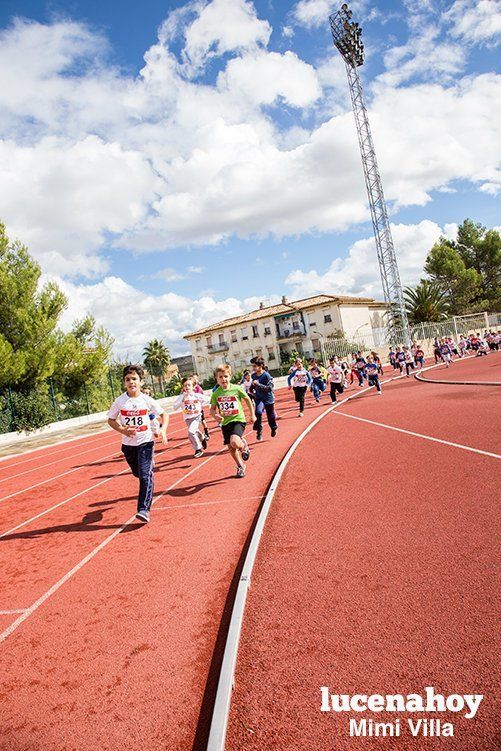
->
[0, 429, 113, 468]
[154, 495, 264, 512]
[332, 411, 501, 459]
[0, 407, 190, 470]
[0, 609, 27, 615]
[0, 437, 123, 484]
[0, 420, 192, 505]
[0, 427, 234, 644]
[0, 423, 214, 539]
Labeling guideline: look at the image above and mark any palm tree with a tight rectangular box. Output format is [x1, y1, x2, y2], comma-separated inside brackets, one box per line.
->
[403, 281, 450, 324]
[143, 339, 170, 394]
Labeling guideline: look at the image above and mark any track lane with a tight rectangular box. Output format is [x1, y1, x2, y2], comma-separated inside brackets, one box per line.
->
[226, 363, 500, 751]
[0, 389, 336, 751]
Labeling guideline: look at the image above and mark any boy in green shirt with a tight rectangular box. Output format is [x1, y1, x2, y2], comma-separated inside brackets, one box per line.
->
[210, 363, 256, 478]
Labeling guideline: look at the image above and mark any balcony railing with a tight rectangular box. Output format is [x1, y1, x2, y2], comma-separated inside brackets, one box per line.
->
[276, 329, 307, 341]
[207, 342, 229, 353]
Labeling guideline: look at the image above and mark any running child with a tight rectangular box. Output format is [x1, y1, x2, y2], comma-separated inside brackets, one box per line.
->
[404, 346, 415, 377]
[240, 370, 254, 399]
[414, 344, 425, 369]
[210, 364, 255, 478]
[395, 347, 406, 375]
[192, 374, 210, 441]
[287, 358, 312, 417]
[251, 357, 277, 440]
[309, 359, 326, 402]
[327, 356, 344, 403]
[365, 355, 382, 395]
[173, 377, 209, 458]
[439, 339, 453, 368]
[354, 351, 367, 386]
[388, 347, 398, 371]
[371, 351, 384, 375]
[108, 364, 167, 523]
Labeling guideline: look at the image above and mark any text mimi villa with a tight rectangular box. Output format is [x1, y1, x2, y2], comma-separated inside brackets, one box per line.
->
[320, 686, 483, 738]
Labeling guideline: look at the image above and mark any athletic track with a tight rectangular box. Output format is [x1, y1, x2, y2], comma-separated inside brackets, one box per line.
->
[0, 354, 499, 750]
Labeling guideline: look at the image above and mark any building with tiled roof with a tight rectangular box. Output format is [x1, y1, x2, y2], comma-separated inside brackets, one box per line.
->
[184, 294, 387, 379]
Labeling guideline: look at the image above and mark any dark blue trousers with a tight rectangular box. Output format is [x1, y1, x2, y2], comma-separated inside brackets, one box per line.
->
[122, 441, 155, 513]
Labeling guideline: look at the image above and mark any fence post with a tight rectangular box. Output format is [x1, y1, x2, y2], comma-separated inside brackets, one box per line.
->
[453, 316, 459, 339]
[49, 378, 59, 421]
[108, 370, 115, 400]
[421, 322, 426, 341]
[83, 382, 91, 414]
[7, 386, 15, 429]
[484, 311, 489, 331]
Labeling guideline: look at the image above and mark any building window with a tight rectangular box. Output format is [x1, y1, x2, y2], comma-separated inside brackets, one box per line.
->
[264, 326, 271, 336]
[206, 336, 212, 346]
[312, 339, 320, 350]
[230, 330, 237, 343]
[293, 321, 300, 330]
[218, 333, 224, 345]
[268, 352, 276, 360]
[241, 327, 248, 340]
[324, 314, 332, 323]
[309, 321, 316, 327]
[252, 325, 259, 338]
[195, 339, 201, 351]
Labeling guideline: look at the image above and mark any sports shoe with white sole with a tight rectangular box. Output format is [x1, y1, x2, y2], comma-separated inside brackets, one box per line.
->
[136, 510, 150, 523]
[241, 442, 250, 461]
[236, 466, 246, 478]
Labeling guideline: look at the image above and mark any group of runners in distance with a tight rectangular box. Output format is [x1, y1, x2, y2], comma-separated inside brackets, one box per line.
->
[107, 328, 499, 523]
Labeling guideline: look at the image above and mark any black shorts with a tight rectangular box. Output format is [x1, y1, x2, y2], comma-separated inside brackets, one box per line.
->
[221, 421, 246, 445]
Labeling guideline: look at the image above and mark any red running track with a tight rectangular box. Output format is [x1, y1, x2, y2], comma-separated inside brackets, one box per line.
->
[0, 387, 338, 751]
[226, 354, 501, 751]
[417, 352, 500, 383]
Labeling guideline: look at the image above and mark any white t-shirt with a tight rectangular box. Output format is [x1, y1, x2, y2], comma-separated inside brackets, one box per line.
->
[327, 365, 344, 384]
[108, 392, 164, 446]
[173, 392, 208, 420]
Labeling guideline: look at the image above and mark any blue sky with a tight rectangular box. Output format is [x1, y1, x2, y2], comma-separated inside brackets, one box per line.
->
[0, 0, 499, 355]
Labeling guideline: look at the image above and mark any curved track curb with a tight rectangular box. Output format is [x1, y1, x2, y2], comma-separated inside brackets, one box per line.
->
[205, 357, 454, 751]
[414, 370, 501, 387]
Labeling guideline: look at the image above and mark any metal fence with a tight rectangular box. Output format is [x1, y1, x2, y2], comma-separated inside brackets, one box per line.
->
[0, 368, 170, 435]
[319, 311, 501, 362]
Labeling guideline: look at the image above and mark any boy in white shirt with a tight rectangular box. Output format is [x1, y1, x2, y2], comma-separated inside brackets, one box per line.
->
[108, 365, 167, 523]
[172, 377, 210, 458]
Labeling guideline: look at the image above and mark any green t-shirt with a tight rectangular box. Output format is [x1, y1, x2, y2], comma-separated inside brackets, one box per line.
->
[211, 384, 247, 426]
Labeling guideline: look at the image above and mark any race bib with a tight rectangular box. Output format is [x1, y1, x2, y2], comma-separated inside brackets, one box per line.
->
[183, 399, 201, 416]
[294, 374, 307, 386]
[217, 395, 239, 416]
[121, 408, 148, 432]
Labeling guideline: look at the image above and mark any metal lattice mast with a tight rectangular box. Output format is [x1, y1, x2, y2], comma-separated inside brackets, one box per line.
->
[329, 4, 411, 346]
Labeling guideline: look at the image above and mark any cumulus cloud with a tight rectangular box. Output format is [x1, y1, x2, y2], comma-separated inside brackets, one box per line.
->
[51, 274, 273, 358]
[285, 220, 455, 299]
[445, 0, 501, 45]
[1, 1, 500, 280]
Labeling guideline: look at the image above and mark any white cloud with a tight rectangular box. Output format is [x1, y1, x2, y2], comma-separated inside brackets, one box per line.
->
[285, 220, 451, 299]
[445, 0, 501, 45]
[152, 268, 185, 282]
[292, 0, 331, 28]
[379, 27, 465, 87]
[0, 2, 499, 289]
[186, 265, 205, 273]
[179, 0, 271, 73]
[51, 274, 272, 358]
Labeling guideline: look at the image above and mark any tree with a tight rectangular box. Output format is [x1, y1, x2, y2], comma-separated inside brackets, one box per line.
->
[0, 223, 68, 389]
[403, 281, 450, 323]
[455, 219, 501, 307]
[143, 339, 171, 394]
[424, 240, 481, 315]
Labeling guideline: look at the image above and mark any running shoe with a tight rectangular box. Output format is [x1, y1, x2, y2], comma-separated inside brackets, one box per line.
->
[201, 436, 207, 449]
[377, 391, 382, 396]
[236, 465, 246, 478]
[256, 432, 263, 441]
[136, 510, 150, 523]
[271, 427, 277, 437]
[194, 449, 204, 458]
[241, 442, 250, 461]
[298, 412, 304, 417]
[204, 428, 210, 440]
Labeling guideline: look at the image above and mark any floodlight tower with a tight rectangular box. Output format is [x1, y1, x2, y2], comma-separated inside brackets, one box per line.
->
[329, 3, 411, 345]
